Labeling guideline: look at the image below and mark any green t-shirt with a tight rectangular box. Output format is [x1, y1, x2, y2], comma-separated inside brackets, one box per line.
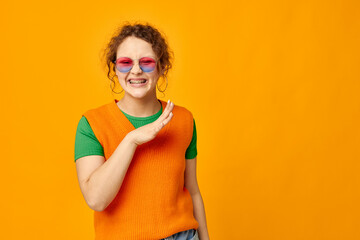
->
[74, 104, 197, 162]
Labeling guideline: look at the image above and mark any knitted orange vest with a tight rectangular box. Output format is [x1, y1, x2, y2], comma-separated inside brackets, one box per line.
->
[83, 99, 199, 240]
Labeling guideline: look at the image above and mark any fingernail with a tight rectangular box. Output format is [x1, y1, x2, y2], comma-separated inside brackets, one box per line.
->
[168, 99, 170, 104]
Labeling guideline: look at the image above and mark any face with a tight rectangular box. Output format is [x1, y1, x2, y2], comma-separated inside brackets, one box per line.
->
[115, 36, 161, 99]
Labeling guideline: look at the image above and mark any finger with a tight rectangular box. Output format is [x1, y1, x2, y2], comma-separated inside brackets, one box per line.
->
[155, 111, 173, 132]
[156, 100, 174, 123]
[161, 111, 174, 127]
[163, 100, 174, 114]
[155, 121, 165, 132]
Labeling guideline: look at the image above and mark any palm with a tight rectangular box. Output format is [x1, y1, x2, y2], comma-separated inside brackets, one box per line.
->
[129, 101, 174, 146]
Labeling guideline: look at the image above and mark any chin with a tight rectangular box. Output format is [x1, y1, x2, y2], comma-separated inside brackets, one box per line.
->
[128, 90, 155, 99]
[129, 93, 147, 99]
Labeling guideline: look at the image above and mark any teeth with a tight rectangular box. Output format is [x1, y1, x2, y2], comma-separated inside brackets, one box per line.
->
[130, 79, 146, 84]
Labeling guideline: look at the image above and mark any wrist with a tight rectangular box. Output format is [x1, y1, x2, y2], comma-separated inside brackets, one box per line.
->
[125, 131, 139, 147]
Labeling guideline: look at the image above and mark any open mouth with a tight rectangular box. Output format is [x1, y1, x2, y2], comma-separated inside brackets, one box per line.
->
[128, 79, 147, 84]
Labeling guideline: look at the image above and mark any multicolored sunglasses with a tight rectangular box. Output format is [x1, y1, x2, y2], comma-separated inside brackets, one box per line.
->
[113, 57, 157, 73]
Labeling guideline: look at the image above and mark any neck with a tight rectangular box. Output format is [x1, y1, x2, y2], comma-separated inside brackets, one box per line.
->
[117, 94, 161, 117]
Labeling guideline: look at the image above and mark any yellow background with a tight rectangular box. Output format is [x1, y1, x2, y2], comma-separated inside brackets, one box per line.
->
[1, 0, 360, 239]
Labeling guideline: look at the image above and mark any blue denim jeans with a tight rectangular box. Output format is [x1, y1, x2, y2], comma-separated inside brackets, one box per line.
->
[160, 229, 199, 240]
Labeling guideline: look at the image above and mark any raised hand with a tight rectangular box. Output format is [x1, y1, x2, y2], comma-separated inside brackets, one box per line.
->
[127, 100, 174, 146]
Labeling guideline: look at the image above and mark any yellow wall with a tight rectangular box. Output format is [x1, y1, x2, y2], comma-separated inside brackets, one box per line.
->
[1, 0, 359, 239]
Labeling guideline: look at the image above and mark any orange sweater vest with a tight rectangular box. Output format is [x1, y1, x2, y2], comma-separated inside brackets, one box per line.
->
[83, 99, 199, 240]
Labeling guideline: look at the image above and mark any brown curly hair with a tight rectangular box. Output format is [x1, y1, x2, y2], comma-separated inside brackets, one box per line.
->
[100, 21, 174, 95]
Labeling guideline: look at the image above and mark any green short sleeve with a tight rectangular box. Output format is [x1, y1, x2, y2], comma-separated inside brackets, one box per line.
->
[74, 116, 104, 162]
[185, 118, 197, 160]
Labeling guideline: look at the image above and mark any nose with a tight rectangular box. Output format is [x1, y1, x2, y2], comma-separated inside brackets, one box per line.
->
[130, 60, 142, 74]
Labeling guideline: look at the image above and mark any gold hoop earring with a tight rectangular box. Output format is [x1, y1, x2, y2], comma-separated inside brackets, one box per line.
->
[110, 75, 124, 94]
[157, 76, 168, 93]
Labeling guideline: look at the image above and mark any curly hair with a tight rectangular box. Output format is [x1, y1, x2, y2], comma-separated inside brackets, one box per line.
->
[100, 21, 174, 94]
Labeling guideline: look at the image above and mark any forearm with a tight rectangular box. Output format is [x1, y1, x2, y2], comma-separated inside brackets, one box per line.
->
[85, 133, 137, 211]
[191, 192, 210, 240]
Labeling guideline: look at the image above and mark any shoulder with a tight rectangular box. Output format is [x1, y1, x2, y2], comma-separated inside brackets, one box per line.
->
[172, 102, 194, 119]
[170, 102, 194, 133]
[77, 115, 90, 130]
[169, 102, 194, 145]
[83, 100, 114, 117]
[76, 116, 99, 139]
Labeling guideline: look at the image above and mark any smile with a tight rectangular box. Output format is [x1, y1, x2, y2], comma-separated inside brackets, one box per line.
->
[128, 78, 148, 87]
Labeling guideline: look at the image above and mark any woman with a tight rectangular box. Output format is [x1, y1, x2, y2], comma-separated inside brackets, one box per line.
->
[74, 22, 210, 240]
